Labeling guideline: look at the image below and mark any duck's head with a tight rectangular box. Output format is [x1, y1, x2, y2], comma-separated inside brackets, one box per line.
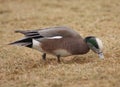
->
[85, 36, 104, 59]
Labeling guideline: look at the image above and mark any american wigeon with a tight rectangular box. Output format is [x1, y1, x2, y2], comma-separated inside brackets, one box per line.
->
[9, 26, 104, 62]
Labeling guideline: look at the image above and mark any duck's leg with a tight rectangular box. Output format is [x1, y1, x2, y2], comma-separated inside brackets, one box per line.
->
[42, 53, 46, 60]
[57, 55, 61, 63]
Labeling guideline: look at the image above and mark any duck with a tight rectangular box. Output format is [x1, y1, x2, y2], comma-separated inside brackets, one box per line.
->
[9, 26, 104, 62]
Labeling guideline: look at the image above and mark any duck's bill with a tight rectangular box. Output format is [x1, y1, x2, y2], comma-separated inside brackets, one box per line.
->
[98, 52, 104, 59]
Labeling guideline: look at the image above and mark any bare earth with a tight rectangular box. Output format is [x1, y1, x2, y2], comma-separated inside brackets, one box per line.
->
[0, 0, 120, 87]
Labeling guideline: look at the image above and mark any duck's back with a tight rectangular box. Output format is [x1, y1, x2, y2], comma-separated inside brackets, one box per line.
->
[37, 26, 81, 38]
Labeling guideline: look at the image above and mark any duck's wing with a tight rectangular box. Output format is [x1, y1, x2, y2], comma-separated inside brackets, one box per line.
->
[15, 26, 81, 40]
[15, 30, 43, 39]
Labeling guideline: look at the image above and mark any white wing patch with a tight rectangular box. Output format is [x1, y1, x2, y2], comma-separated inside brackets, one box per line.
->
[46, 36, 63, 39]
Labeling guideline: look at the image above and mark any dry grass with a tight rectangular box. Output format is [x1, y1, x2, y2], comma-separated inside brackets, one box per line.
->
[0, 0, 120, 87]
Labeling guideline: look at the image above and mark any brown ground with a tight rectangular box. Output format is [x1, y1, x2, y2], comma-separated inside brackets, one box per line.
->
[0, 0, 120, 87]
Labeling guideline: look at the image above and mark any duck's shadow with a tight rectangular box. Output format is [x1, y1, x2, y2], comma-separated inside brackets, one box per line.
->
[62, 56, 94, 64]
[37, 56, 94, 65]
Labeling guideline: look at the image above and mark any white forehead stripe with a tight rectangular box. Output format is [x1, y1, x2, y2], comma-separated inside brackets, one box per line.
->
[96, 38, 103, 50]
[46, 36, 63, 39]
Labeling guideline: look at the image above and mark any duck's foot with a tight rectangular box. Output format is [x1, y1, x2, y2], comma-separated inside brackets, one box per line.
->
[57, 55, 61, 63]
[42, 53, 46, 61]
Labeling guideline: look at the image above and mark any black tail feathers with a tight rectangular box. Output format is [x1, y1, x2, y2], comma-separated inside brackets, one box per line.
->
[9, 38, 33, 48]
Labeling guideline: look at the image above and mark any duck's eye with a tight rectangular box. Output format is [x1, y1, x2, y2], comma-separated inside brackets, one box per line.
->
[87, 38, 99, 49]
